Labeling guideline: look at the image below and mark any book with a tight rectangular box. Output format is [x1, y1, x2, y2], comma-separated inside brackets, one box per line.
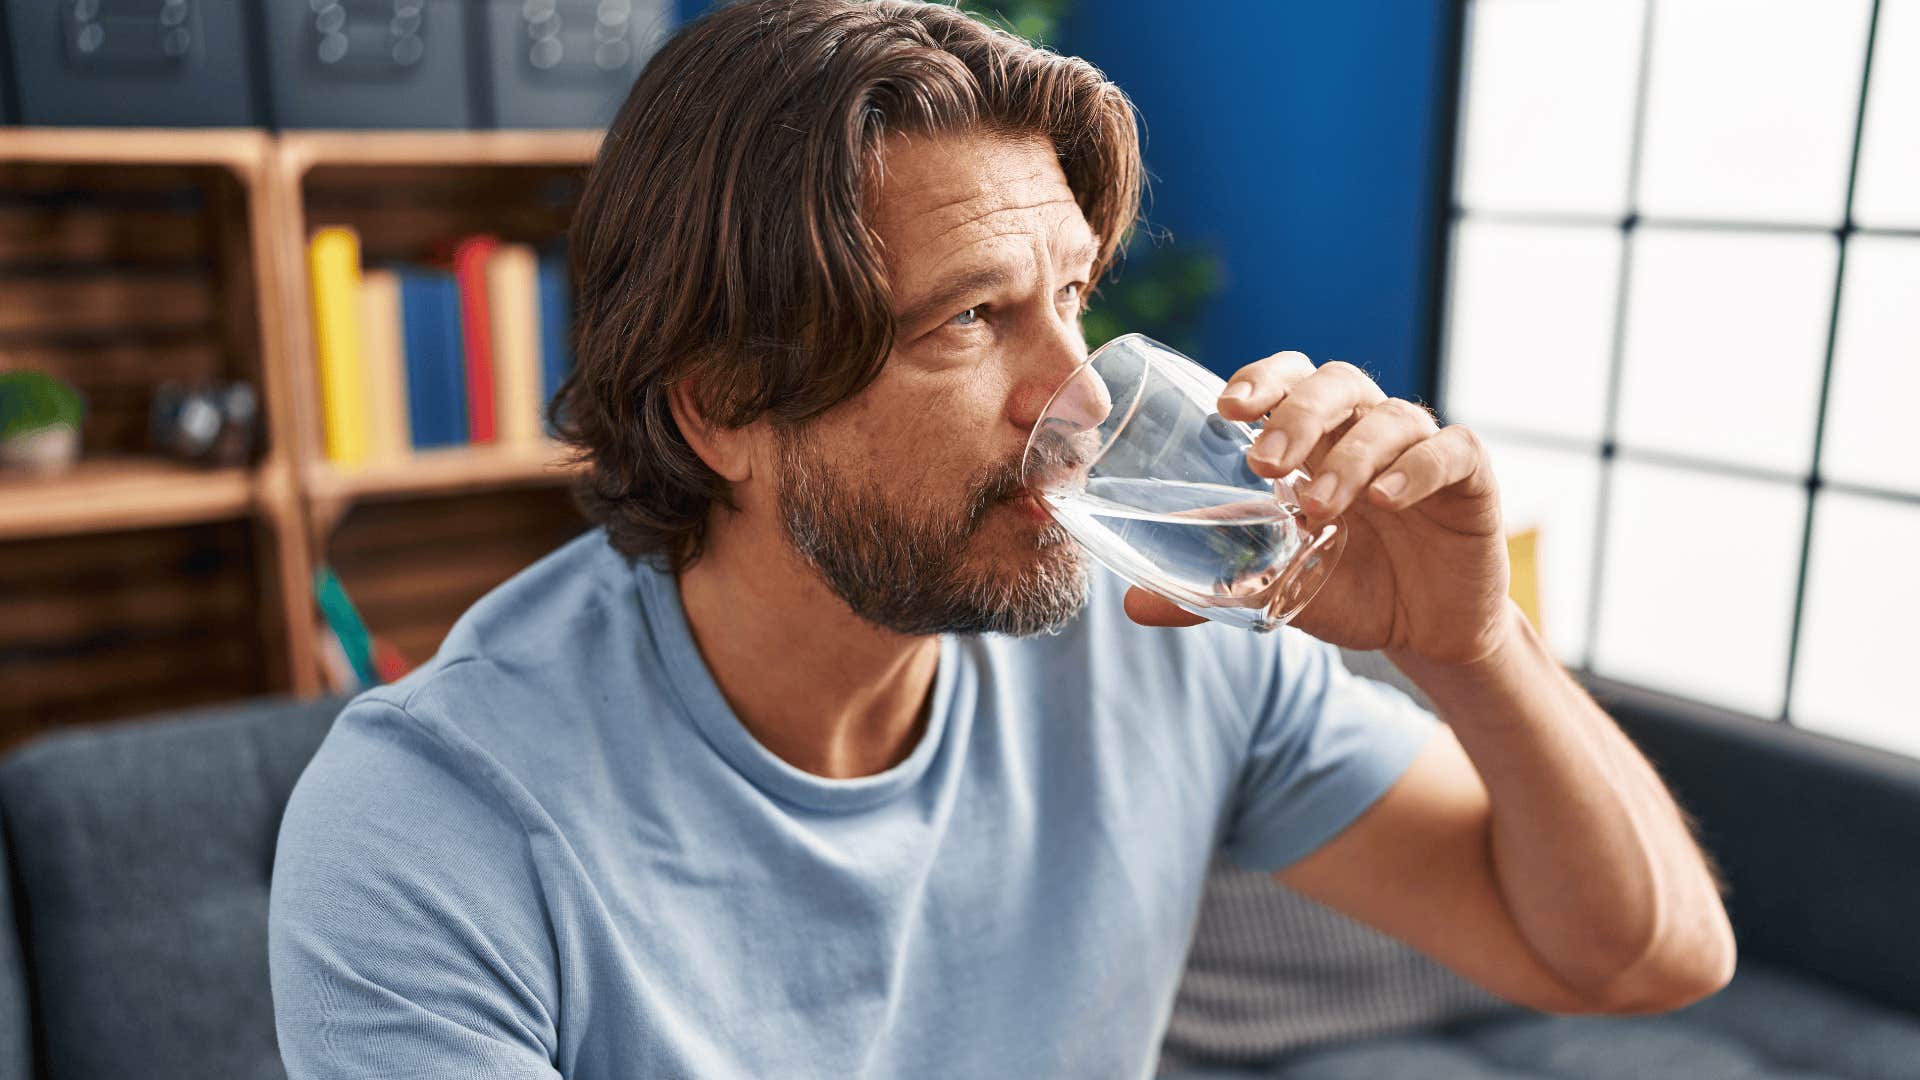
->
[485, 243, 544, 448]
[307, 227, 371, 465]
[538, 249, 573, 434]
[357, 267, 412, 462]
[316, 619, 360, 693]
[314, 565, 414, 689]
[452, 236, 501, 444]
[313, 564, 377, 687]
[397, 268, 469, 449]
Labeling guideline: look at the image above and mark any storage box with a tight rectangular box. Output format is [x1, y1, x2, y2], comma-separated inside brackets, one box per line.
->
[0, 8, 16, 122]
[2, 0, 259, 126]
[481, 0, 670, 129]
[259, 0, 471, 129]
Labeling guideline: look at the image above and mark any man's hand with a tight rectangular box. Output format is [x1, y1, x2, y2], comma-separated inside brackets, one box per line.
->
[1121, 351, 1514, 668]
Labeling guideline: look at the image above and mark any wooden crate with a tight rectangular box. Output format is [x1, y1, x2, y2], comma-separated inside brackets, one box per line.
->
[270, 130, 600, 691]
[0, 129, 601, 738]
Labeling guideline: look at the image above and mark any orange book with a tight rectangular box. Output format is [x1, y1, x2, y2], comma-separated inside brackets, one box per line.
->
[452, 236, 500, 443]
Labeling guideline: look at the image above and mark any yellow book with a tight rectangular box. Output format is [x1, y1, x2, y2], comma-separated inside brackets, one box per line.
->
[485, 242, 544, 448]
[357, 268, 411, 462]
[308, 227, 370, 465]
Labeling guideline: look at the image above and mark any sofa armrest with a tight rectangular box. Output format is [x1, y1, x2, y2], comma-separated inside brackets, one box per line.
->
[1587, 675, 1920, 1016]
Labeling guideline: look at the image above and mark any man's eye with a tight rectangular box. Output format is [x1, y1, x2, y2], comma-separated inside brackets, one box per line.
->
[1059, 283, 1083, 307]
[949, 306, 982, 327]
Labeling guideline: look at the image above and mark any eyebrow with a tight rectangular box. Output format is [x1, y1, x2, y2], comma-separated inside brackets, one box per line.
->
[896, 266, 1013, 333]
[893, 239, 1103, 333]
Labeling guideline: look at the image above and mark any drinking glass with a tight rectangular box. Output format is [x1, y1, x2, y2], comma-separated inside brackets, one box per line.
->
[1021, 333, 1346, 632]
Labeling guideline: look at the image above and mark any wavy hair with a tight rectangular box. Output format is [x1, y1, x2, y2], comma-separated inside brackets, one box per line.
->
[552, 0, 1143, 569]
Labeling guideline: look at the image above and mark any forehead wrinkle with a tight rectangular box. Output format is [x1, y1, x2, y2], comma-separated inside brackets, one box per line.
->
[916, 214, 1095, 290]
[921, 194, 1082, 247]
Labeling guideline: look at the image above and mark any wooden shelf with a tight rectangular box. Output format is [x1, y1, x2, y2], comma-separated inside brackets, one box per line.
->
[3, 129, 602, 720]
[305, 441, 581, 504]
[0, 127, 269, 171]
[277, 130, 603, 173]
[0, 457, 257, 541]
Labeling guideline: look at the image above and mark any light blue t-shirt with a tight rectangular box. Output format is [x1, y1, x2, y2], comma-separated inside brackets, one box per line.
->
[268, 528, 1436, 1079]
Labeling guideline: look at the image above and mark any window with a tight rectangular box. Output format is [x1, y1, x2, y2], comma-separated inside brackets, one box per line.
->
[1439, 0, 1918, 759]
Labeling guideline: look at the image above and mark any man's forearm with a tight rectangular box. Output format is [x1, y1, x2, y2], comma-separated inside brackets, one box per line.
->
[1386, 600, 1736, 1010]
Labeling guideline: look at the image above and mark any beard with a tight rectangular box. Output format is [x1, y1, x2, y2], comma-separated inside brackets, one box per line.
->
[773, 424, 1090, 638]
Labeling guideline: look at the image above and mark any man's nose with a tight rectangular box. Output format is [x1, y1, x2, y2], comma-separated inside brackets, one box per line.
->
[1008, 321, 1099, 434]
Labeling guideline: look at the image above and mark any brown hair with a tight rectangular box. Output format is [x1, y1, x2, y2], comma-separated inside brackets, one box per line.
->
[552, 0, 1143, 570]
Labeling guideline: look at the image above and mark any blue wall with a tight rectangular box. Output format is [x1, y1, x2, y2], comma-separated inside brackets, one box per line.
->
[1062, 2, 1454, 400]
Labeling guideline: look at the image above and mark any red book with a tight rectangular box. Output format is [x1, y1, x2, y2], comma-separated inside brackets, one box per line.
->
[452, 235, 500, 443]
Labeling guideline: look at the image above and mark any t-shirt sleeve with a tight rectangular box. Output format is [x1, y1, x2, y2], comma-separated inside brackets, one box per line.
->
[1217, 632, 1441, 874]
[268, 697, 563, 1080]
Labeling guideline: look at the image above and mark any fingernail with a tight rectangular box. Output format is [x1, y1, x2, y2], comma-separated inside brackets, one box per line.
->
[1372, 473, 1407, 500]
[1250, 431, 1288, 469]
[1222, 380, 1254, 401]
[1303, 472, 1338, 507]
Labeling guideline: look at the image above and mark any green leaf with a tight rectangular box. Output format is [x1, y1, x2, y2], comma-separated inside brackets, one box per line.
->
[0, 371, 85, 440]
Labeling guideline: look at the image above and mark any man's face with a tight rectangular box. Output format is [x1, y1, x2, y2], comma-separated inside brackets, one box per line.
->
[772, 129, 1098, 637]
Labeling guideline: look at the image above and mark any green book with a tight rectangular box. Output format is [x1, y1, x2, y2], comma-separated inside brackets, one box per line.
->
[314, 565, 379, 687]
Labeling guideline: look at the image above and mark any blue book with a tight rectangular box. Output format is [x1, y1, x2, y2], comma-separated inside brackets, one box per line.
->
[397, 268, 469, 449]
[538, 250, 574, 435]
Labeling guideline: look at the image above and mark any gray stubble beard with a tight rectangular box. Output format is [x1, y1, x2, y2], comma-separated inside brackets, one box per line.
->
[774, 427, 1090, 638]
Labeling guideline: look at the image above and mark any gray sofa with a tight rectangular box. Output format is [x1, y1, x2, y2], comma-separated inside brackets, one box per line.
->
[1, 678, 1917, 1079]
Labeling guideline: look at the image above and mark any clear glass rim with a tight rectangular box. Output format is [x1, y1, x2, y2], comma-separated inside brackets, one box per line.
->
[1020, 331, 1161, 493]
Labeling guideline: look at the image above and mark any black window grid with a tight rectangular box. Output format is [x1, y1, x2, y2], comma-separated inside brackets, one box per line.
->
[1428, 0, 1911, 728]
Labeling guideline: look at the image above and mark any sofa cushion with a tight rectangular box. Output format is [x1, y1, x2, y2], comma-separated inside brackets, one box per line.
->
[0, 693, 348, 1080]
[0, 810, 29, 1080]
[1163, 858, 1506, 1065]
[1161, 964, 1920, 1079]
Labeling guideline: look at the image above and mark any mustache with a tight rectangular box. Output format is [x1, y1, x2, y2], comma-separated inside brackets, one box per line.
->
[969, 432, 1094, 518]
[972, 458, 1028, 512]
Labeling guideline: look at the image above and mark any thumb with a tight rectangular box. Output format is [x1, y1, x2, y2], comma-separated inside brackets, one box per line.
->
[1123, 587, 1208, 628]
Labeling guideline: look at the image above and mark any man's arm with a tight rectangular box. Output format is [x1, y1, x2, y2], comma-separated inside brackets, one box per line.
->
[1275, 599, 1737, 1016]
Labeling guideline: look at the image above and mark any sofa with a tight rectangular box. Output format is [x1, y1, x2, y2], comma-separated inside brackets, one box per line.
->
[1, 673, 1917, 1079]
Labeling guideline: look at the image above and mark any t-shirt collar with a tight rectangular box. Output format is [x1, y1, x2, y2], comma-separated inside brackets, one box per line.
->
[632, 556, 958, 813]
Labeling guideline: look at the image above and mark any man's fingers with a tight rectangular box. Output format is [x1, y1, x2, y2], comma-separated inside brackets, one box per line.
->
[1123, 587, 1208, 628]
[1297, 398, 1442, 521]
[1364, 424, 1490, 510]
[1248, 361, 1388, 478]
[1216, 351, 1315, 422]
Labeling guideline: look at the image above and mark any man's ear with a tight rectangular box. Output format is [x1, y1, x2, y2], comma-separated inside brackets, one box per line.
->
[666, 379, 754, 483]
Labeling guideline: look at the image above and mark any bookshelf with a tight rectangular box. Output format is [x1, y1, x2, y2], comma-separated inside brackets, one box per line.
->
[0, 128, 600, 744]
[0, 458, 257, 541]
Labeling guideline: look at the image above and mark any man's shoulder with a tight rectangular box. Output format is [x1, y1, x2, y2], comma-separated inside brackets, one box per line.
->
[313, 529, 671, 799]
[425, 527, 635, 670]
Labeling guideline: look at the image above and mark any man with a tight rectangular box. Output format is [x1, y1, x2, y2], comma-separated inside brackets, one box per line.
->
[268, 2, 1735, 1076]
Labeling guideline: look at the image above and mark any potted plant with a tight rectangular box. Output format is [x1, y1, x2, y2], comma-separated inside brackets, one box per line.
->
[0, 370, 86, 474]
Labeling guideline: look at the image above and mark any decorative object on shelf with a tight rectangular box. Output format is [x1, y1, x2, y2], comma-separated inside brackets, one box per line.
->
[149, 379, 261, 468]
[0, 370, 85, 474]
